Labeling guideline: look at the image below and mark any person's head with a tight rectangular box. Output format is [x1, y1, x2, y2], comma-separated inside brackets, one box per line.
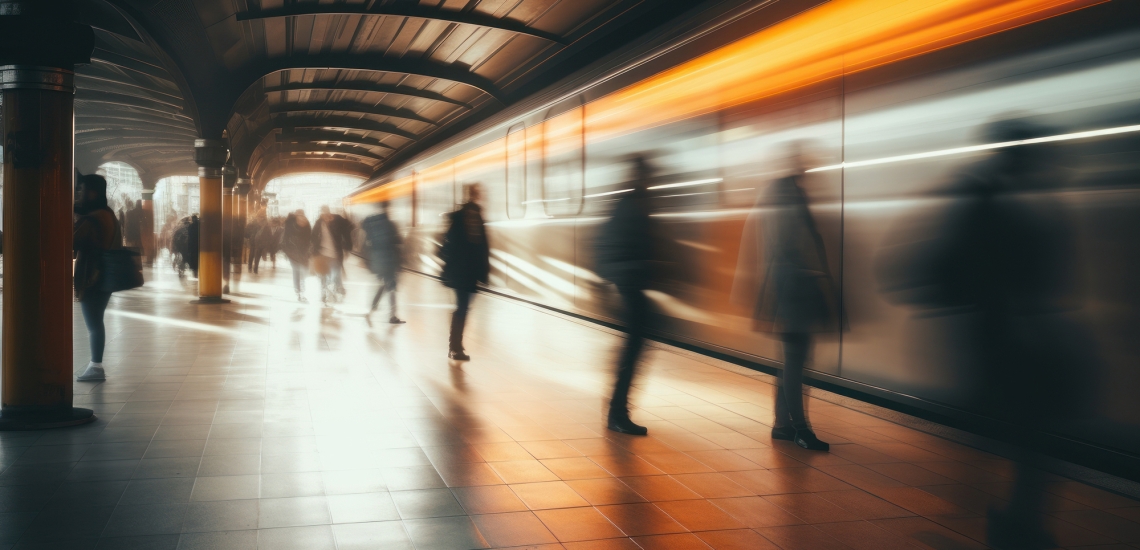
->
[626, 155, 653, 191]
[381, 201, 390, 213]
[320, 205, 332, 220]
[465, 184, 482, 204]
[76, 174, 109, 211]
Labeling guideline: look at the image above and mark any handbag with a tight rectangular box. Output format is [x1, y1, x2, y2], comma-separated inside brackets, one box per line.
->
[99, 247, 144, 293]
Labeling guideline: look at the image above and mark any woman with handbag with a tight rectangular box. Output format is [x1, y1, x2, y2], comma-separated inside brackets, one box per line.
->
[74, 174, 121, 382]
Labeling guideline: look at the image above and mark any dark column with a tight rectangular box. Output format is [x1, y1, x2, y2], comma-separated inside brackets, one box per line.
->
[0, 5, 96, 429]
[140, 189, 155, 267]
[194, 140, 228, 304]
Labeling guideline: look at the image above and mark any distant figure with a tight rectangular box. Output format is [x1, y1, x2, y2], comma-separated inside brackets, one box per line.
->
[73, 174, 121, 382]
[311, 205, 351, 304]
[329, 212, 355, 295]
[172, 215, 200, 277]
[877, 120, 1086, 549]
[282, 210, 312, 302]
[594, 156, 657, 436]
[124, 199, 142, 249]
[734, 144, 838, 451]
[247, 213, 268, 274]
[362, 202, 405, 324]
[440, 184, 490, 361]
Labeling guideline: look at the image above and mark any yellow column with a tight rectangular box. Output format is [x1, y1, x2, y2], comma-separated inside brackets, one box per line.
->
[193, 139, 229, 304]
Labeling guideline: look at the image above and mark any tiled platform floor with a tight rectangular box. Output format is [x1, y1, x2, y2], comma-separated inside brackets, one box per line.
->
[1, 259, 1138, 549]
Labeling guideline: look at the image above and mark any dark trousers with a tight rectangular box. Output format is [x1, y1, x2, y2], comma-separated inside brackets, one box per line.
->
[249, 246, 261, 273]
[610, 286, 649, 415]
[371, 274, 398, 316]
[80, 291, 112, 363]
[774, 332, 811, 429]
[449, 289, 474, 352]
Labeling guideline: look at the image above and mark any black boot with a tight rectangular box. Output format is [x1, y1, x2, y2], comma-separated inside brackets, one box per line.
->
[794, 428, 829, 451]
[771, 425, 796, 441]
[607, 410, 648, 436]
[448, 349, 470, 361]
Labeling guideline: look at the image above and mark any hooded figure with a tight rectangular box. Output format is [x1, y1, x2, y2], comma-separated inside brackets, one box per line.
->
[439, 184, 490, 360]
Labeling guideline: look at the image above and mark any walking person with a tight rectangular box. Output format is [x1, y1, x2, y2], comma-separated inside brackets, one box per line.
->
[282, 209, 312, 302]
[594, 156, 657, 436]
[362, 202, 405, 324]
[734, 144, 838, 451]
[246, 213, 264, 273]
[440, 184, 490, 361]
[73, 174, 121, 382]
[311, 206, 349, 304]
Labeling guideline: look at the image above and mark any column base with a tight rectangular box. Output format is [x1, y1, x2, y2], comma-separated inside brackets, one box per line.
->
[0, 407, 96, 431]
[193, 296, 231, 304]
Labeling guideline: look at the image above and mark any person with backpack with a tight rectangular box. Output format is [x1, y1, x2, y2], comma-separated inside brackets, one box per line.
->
[440, 184, 490, 361]
[73, 174, 121, 382]
[593, 156, 657, 436]
[362, 202, 405, 324]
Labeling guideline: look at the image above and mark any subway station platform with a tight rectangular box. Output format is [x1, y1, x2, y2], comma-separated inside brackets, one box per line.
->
[2, 262, 1138, 550]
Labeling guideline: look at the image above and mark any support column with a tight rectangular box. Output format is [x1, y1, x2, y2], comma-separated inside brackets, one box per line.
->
[221, 166, 235, 293]
[140, 189, 155, 267]
[0, 21, 96, 428]
[194, 139, 229, 304]
[233, 179, 249, 274]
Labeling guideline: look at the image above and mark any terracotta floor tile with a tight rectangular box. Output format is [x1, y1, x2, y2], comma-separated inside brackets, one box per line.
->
[535, 507, 625, 542]
[914, 461, 1008, 484]
[566, 439, 627, 457]
[767, 467, 855, 492]
[872, 516, 988, 549]
[620, 476, 703, 502]
[867, 486, 974, 517]
[471, 511, 559, 547]
[829, 444, 905, 465]
[436, 461, 505, 487]
[816, 464, 909, 492]
[631, 533, 715, 549]
[475, 442, 535, 462]
[925, 515, 989, 545]
[684, 450, 764, 472]
[490, 460, 561, 484]
[1043, 514, 1119, 547]
[864, 443, 951, 463]
[1108, 506, 1140, 523]
[566, 478, 647, 505]
[522, 440, 585, 460]
[640, 453, 716, 475]
[768, 441, 853, 467]
[694, 529, 781, 550]
[452, 485, 529, 515]
[1047, 481, 1140, 510]
[815, 489, 914, 520]
[596, 503, 687, 537]
[502, 425, 559, 442]
[730, 448, 805, 469]
[511, 481, 591, 510]
[709, 496, 803, 528]
[655, 499, 746, 531]
[671, 473, 753, 499]
[866, 462, 957, 487]
[754, 524, 850, 550]
[542, 457, 613, 481]
[611, 437, 679, 455]
[561, 538, 640, 550]
[763, 492, 862, 523]
[699, 433, 768, 450]
[916, 484, 1005, 515]
[814, 520, 924, 550]
[721, 470, 806, 495]
[590, 454, 666, 477]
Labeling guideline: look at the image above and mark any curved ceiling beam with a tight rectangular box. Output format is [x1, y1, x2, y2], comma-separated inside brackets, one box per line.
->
[75, 1, 142, 41]
[239, 54, 504, 104]
[77, 88, 186, 111]
[264, 82, 472, 108]
[276, 129, 396, 151]
[77, 115, 197, 133]
[275, 143, 388, 162]
[267, 104, 436, 125]
[235, 4, 565, 44]
[75, 127, 198, 141]
[91, 48, 174, 81]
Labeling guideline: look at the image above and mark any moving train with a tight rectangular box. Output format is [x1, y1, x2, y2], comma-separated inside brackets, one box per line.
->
[349, 0, 1140, 475]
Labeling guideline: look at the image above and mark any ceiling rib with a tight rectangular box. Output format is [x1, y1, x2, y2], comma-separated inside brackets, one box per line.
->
[267, 103, 436, 125]
[267, 113, 419, 141]
[264, 82, 472, 108]
[276, 129, 397, 151]
[275, 143, 388, 162]
[235, 4, 565, 44]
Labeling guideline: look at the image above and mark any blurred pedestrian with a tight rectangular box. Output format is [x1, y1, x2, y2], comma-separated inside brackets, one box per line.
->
[440, 184, 490, 361]
[73, 174, 121, 382]
[594, 156, 657, 436]
[246, 213, 265, 273]
[311, 205, 350, 304]
[329, 211, 354, 294]
[362, 202, 405, 324]
[734, 143, 838, 451]
[282, 209, 312, 302]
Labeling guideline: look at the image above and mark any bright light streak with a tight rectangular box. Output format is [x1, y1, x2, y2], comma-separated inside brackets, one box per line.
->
[807, 124, 1140, 172]
[491, 250, 576, 296]
[522, 198, 570, 204]
[659, 192, 715, 199]
[648, 178, 723, 190]
[107, 309, 242, 336]
[540, 255, 604, 284]
[584, 188, 633, 199]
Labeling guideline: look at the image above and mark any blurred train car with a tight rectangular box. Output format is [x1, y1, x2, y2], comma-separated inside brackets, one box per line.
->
[349, 0, 1140, 475]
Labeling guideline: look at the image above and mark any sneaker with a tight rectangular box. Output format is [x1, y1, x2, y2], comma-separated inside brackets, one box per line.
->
[448, 350, 470, 361]
[76, 362, 106, 382]
[771, 425, 796, 441]
[607, 412, 648, 436]
[389, 317, 406, 324]
[794, 429, 829, 451]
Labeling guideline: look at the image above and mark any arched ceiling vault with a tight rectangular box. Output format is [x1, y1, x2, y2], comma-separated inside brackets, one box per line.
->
[68, 0, 709, 187]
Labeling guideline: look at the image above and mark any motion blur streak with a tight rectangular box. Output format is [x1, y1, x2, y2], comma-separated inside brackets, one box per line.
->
[808, 123, 1140, 172]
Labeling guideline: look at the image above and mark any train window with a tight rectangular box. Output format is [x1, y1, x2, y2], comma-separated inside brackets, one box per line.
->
[541, 98, 584, 216]
[506, 123, 526, 219]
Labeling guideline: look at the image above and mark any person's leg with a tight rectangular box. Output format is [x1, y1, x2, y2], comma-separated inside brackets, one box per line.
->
[292, 260, 302, 293]
[78, 291, 111, 380]
[449, 289, 471, 355]
[780, 332, 810, 429]
[388, 275, 399, 320]
[371, 279, 385, 311]
[608, 287, 649, 434]
[252, 248, 261, 274]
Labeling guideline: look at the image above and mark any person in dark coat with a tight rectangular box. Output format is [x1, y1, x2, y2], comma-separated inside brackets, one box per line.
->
[73, 174, 121, 382]
[733, 145, 838, 451]
[440, 184, 490, 361]
[362, 202, 405, 324]
[245, 213, 264, 273]
[171, 215, 200, 277]
[593, 156, 657, 436]
[282, 210, 312, 302]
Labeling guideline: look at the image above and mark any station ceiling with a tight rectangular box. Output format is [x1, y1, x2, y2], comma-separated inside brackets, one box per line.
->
[69, 0, 703, 187]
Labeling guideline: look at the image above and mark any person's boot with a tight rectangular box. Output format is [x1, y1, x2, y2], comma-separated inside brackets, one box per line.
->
[448, 349, 470, 361]
[793, 428, 829, 451]
[607, 409, 648, 436]
[771, 425, 796, 441]
[76, 362, 106, 382]
[389, 317, 405, 324]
